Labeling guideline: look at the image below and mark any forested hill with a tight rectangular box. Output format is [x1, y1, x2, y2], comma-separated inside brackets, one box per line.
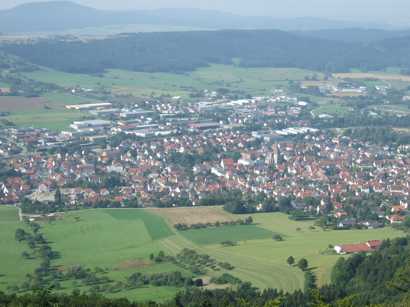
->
[295, 28, 410, 43]
[0, 1, 384, 33]
[2, 30, 410, 74]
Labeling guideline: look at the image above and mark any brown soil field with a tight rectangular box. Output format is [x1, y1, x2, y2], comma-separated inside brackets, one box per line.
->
[148, 206, 236, 226]
[0, 96, 49, 112]
[301, 80, 335, 87]
[333, 72, 410, 82]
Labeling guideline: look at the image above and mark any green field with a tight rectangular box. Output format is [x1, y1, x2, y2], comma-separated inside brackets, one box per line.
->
[0, 207, 39, 291]
[105, 209, 174, 241]
[0, 92, 98, 131]
[42, 209, 174, 269]
[24, 65, 322, 97]
[180, 224, 273, 245]
[6, 110, 84, 131]
[42, 92, 101, 106]
[0, 207, 403, 301]
[373, 104, 410, 116]
[312, 104, 353, 116]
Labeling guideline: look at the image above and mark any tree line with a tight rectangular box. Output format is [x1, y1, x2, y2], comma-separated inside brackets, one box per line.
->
[174, 216, 253, 231]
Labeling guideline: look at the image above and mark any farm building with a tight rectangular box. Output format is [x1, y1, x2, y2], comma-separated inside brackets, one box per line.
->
[334, 240, 382, 254]
[70, 120, 111, 131]
[65, 103, 112, 110]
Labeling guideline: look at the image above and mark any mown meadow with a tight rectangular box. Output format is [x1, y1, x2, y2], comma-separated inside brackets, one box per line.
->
[0, 206, 403, 301]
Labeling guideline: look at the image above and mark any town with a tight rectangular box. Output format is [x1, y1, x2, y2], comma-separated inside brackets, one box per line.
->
[1, 84, 410, 231]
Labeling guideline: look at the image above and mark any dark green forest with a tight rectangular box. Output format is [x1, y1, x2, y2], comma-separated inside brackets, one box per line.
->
[2, 30, 410, 74]
[1, 236, 410, 306]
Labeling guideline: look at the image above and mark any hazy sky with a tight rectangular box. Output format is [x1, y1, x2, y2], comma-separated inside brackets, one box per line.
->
[1, 0, 410, 24]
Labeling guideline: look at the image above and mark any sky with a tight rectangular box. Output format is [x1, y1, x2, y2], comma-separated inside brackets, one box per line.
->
[1, 0, 410, 24]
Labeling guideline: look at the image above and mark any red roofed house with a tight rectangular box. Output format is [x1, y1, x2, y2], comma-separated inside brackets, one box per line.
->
[221, 158, 235, 170]
[334, 240, 382, 254]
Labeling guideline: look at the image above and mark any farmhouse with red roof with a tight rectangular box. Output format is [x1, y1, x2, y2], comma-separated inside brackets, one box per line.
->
[334, 240, 382, 254]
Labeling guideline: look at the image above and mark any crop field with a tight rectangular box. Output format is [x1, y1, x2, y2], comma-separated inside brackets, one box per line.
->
[0, 93, 96, 113]
[148, 206, 237, 225]
[0, 206, 403, 301]
[24, 65, 322, 97]
[0, 93, 95, 131]
[0, 96, 51, 112]
[334, 72, 410, 83]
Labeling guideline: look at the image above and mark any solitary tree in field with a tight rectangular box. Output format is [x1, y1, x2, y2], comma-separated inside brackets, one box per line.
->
[273, 234, 284, 241]
[245, 216, 253, 225]
[297, 258, 309, 271]
[287, 256, 295, 266]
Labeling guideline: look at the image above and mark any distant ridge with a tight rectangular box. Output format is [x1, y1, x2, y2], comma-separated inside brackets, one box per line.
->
[3, 29, 410, 75]
[0, 1, 395, 34]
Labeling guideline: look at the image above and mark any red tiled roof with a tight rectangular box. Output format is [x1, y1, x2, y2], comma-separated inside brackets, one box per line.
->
[340, 243, 371, 253]
[339, 240, 382, 253]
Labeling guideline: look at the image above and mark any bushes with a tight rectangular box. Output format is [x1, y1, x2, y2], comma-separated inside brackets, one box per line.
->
[211, 273, 242, 285]
[219, 262, 235, 270]
[272, 234, 284, 241]
[174, 217, 253, 231]
[127, 271, 194, 288]
[221, 240, 238, 247]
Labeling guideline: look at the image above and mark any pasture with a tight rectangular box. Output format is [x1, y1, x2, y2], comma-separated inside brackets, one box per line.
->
[311, 96, 353, 117]
[24, 65, 322, 97]
[5, 110, 84, 131]
[0, 207, 39, 291]
[42, 209, 174, 269]
[180, 224, 274, 245]
[0, 206, 403, 301]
